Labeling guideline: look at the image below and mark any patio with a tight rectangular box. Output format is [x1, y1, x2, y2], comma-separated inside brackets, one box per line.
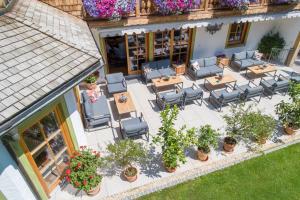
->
[50, 65, 300, 200]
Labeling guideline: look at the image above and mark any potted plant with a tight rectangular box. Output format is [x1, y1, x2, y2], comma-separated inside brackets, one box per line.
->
[258, 32, 285, 59]
[153, 105, 195, 172]
[194, 125, 219, 161]
[243, 111, 276, 144]
[223, 104, 252, 152]
[85, 74, 97, 90]
[276, 82, 300, 135]
[65, 146, 102, 196]
[105, 139, 147, 182]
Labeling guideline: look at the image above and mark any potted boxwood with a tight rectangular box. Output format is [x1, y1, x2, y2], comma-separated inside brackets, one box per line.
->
[194, 125, 219, 161]
[153, 105, 195, 172]
[105, 139, 147, 182]
[243, 111, 276, 144]
[65, 146, 102, 196]
[276, 81, 300, 135]
[85, 74, 97, 90]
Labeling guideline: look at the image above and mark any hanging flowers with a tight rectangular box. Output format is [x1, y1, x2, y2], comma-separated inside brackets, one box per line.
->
[83, 0, 136, 19]
[220, 0, 251, 11]
[153, 0, 201, 15]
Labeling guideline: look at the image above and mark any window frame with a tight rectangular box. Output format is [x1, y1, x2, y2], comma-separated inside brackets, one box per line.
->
[226, 22, 250, 48]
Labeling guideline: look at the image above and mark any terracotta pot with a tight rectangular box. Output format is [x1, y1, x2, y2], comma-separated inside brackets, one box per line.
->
[284, 125, 297, 135]
[257, 138, 267, 145]
[86, 82, 97, 90]
[197, 149, 209, 161]
[223, 137, 237, 152]
[123, 167, 138, 182]
[165, 166, 176, 173]
[86, 182, 101, 196]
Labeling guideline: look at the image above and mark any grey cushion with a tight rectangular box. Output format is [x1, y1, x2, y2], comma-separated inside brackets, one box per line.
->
[276, 80, 289, 88]
[122, 118, 148, 135]
[220, 90, 240, 100]
[209, 65, 223, 74]
[204, 57, 217, 67]
[160, 91, 183, 102]
[246, 51, 255, 59]
[157, 59, 170, 69]
[83, 95, 110, 119]
[107, 82, 127, 94]
[184, 87, 203, 98]
[158, 68, 176, 77]
[251, 59, 264, 66]
[291, 76, 300, 83]
[106, 73, 124, 84]
[239, 60, 254, 68]
[245, 86, 264, 95]
[191, 59, 204, 67]
[196, 68, 211, 77]
[146, 70, 161, 80]
[260, 79, 276, 88]
[234, 52, 247, 60]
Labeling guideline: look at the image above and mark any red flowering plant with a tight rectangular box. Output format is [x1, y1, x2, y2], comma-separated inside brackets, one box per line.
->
[65, 146, 102, 192]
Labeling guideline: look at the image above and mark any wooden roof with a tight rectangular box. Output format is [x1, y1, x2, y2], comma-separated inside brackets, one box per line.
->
[39, 0, 83, 18]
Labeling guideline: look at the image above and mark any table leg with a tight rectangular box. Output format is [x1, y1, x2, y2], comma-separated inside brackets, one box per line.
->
[204, 79, 209, 91]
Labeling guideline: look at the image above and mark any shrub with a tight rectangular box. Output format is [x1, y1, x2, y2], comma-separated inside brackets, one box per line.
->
[195, 125, 219, 153]
[258, 32, 285, 58]
[85, 74, 97, 84]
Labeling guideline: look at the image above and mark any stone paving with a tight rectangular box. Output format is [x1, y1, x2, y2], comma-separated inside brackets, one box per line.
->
[50, 65, 299, 200]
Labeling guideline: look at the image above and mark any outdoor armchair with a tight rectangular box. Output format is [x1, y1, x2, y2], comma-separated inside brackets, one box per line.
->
[182, 83, 204, 108]
[120, 113, 149, 141]
[156, 90, 184, 110]
[106, 72, 127, 95]
[259, 74, 289, 99]
[233, 80, 264, 102]
[209, 87, 240, 111]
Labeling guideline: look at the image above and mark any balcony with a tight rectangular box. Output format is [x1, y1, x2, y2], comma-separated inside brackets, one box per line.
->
[84, 0, 300, 28]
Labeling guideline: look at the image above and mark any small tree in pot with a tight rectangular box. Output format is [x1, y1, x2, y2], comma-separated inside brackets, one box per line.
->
[65, 146, 102, 196]
[153, 105, 195, 172]
[194, 125, 219, 161]
[105, 139, 147, 182]
[276, 82, 300, 135]
[85, 74, 98, 90]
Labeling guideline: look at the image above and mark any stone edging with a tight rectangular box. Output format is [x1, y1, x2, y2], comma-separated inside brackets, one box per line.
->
[104, 134, 300, 200]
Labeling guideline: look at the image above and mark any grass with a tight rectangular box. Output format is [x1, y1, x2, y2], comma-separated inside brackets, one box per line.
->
[139, 144, 300, 200]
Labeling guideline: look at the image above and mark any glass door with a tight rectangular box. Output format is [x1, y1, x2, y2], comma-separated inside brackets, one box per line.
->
[127, 33, 147, 74]
[172, 29, 190, 65]
[154, 30, 171, 61]
[21, 109, 71, 193]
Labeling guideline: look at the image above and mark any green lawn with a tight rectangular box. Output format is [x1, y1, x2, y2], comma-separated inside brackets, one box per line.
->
[140, 144, 300, 200]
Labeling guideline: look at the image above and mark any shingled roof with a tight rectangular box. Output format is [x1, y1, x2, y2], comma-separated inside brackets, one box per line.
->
[0, 0, 102, 131]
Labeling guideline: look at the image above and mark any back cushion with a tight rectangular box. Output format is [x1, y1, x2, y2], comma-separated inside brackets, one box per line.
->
[158, 59, 170, 69]
[204, 57, 217, 67]
[234, 52, 247, 60]
[190, 59, 204, 68]
[149, 61, 158, 69]
[246, 51, 255, 59]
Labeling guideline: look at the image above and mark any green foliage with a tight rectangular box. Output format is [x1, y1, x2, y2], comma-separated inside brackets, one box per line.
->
[85, 74, 97, 84]
[152, 105, 195, 169]
[194, 125, 219, 153]
[276, 82, 300, 129]
[65, 146, 102, 191]
[258, 32, 285, 57]
[105, 139, 147, 169]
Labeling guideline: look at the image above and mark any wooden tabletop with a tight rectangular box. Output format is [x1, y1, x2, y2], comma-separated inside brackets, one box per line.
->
[152, 76, 183, 88]
[248, 64, 277, 75]
[205, 75, 236, 86]
[113, 92, 136, 115]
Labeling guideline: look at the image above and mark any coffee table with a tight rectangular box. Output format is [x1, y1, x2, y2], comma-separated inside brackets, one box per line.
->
[152, 76, 183, 93]
[245, 64, 277, 78]
[204, 75, 237, 90]
[113, 92, 136, 118]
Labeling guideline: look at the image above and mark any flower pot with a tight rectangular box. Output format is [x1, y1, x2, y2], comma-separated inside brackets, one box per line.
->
[257, 137, 267, 145]
[165, 166, 176, 173]
[284, 125, 297, 135]
[197, 148, 209, 161]
[86, 182, 101, 196]
[123, 166, 138, 182]
[223, 137, 237, 152]
[86, 82, 97, 90]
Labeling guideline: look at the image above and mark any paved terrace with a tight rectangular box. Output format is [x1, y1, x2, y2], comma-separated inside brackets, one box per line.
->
[51, 65, 300, 200]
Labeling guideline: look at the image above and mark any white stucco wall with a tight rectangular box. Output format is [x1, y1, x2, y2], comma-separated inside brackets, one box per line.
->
[64, 90, 87, 146]
[192, 20, 277, 59]
[274, 18, 300, 49]
[0, 140, 37, 200]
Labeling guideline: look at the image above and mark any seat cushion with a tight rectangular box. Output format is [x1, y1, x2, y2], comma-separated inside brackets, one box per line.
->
[246, 50, 255, 59]
[276, 80, 289, 88]
[233, 52, 247, 60]
[251, 59, 264, 66]
[260, 79, 276, 88]
[106, 73, 124, 84]
[291, 76, 300, 83]
[184, 87, 203, 98]
[146, 70, 161, 80]
[204, 57, 217, 67]
[122, 118, 148, 134]
[208, 65, 223, 74]
[107, 82, 127, 94]
[239, 60, 254, 68]
[211, 89, 227, 99]
[84, 95, 110, 119]
[245, 86, 264, 95]
[160, 91, 183, 103]
[221, 90, 240, 100]
[158, 68, 176, 77]
[196, 68, 211, 77]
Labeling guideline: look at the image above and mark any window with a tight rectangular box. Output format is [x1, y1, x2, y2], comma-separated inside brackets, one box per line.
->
[21, 110, 71, 193]
[127, 33, 147, 73]
[154, 30, 171, 61]
[172, 29, 190, 64]
[226, 22, 250, 47]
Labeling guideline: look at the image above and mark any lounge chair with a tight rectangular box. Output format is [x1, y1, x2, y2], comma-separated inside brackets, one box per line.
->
[120, 113, 149, 141]
[156, 90, 184, 110]
[106, 72, 127, 95]
[233, 80, 264, 102]
[182, 83, 204, 108]
[81, 91, 112, 131]
[209, 88, 240, 111]
[259, 75, 289, 99]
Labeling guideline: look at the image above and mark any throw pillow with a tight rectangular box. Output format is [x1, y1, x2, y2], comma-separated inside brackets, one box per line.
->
[254, 51, 263, 61]
[87, 90, 99, 103]
[191, 61, 200, 71]
[144, 67, 152, 73]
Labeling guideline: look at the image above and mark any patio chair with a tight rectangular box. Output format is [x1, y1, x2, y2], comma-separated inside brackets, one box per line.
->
[156, 90, 184, 110]
[182, 83, 204, 108]
[81, 91, 112, 131]
[291, 72, 300, 83]
[233, 80, 264, 102]
[106, 72, 127, 95]
[208, 87, 240, 111]
[259, 74, 289, 99]
[120, 113, 149, 141]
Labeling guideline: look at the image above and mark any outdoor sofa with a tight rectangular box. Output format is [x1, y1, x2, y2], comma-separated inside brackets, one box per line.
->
[209, 87, 241, 111]
[106, 72, 127, 95]
[81, 91, 112, 131]
[142, 59, 176, 84]
[259, 75, 290, 99]
[231, 50, 264, 71]
[188, 56, 224, 80]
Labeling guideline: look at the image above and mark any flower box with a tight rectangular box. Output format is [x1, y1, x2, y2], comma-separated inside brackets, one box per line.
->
[220, 0, 258, 11]
[153, 0, 201, 15]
